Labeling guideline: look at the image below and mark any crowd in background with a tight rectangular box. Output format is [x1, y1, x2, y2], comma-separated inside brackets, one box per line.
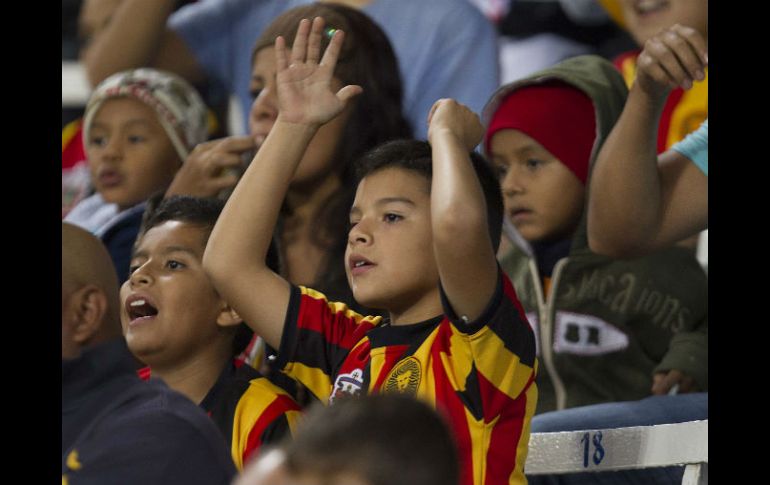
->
[61, 1, 708, 484]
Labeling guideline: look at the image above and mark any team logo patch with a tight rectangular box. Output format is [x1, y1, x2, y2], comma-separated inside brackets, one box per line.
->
[330, 368, 365, 403]
[384, 357, 421, 396]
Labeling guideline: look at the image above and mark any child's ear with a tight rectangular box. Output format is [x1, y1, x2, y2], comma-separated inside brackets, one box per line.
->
[216, 302, 243, 327]
[68, 285, 109, 345]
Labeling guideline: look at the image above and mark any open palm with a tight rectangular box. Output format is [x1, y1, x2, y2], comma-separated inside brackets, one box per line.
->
[275, 17, 362, 127]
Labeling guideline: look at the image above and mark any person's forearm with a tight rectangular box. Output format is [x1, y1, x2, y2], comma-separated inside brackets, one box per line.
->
[82, 0, 179, 86]
[202, 120, 317, 348]
[430, 129, 497, 321]
[587, 85, 667, 257]
[431, 130, 488, 246]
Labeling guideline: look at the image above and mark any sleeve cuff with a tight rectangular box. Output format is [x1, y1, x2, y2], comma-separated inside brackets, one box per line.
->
[439, 266, 504, 335]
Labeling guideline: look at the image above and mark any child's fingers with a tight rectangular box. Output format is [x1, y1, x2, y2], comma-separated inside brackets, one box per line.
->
[671, 23, 708, 65]
[217, 135, 257, 153]
[212, 173, 240, 191]
[637, 51, 678, 90]
[336, 84, 363, 105]
[306, 16, 324, 64]
[659, 28, 706, 85]
[275, 35, 289, 72]
[320, 29, 345, 69]
[427, 98, 448, 126]
[651, 370, 680, 395]
[290, 18, 311, 64]
[642, 37, 690, 88]
[210, 152, 245, 171]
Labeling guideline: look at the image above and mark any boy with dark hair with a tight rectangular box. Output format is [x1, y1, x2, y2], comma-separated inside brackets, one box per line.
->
[353, 139, 504, 250]
[236, 395, 460, 485]
[204, 18, 537, 485]
[121, 195, 301, 469]
[483, 55, 707, 411]
[484, 54, 708, 485]
[62, 222, 236, 484]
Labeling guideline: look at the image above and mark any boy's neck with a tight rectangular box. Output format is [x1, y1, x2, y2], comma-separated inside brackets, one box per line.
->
[388, 288, 443, 326]
[149, 344, 232, 405]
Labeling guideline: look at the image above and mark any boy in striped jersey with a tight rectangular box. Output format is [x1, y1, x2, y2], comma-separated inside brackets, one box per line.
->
[205, 17, 537, 485]
[121, 195, 301, 469]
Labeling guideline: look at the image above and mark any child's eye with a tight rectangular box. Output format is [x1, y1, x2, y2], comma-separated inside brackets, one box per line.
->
[496, 164, 508, 177]
[526, 158, 543, 170]
[249, 88, 262, 101]
[383, 213, 402, 223]
[89, 135, 107, 147]
[128, 265, 140, 275]
[165, 260, 185, 270]
[127, 135, 147, 144]
[348, 220, 359, 231]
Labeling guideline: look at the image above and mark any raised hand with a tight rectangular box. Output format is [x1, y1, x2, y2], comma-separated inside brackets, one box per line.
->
[274, 17, 362, 127]
[427, 98, 484, 151]
[635, 24, 708, 101]
[166, 136, 255, 198]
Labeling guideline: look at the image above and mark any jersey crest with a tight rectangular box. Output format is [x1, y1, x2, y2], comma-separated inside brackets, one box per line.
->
[330, 368, 365, 403]
[384, 357, 422, 396]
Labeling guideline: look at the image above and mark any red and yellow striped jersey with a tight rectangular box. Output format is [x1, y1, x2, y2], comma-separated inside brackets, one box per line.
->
[276, 270, 538, 485]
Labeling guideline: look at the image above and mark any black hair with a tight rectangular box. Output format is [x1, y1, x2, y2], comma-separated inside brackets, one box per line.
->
[354, 139, 504, 252]
[283, 394, 459, 485]
[143, 195, 222, 238]
[252, 3, 412, 308]
[139, 195, 279, 356]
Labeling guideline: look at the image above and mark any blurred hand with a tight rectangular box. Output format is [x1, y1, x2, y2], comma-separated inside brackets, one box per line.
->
[166, 136, 255, 198]
[427, 98, 484, 151]
[635, 24, 708, 101]
[274, 17, 362, 127]
[651, 369, 699, 395]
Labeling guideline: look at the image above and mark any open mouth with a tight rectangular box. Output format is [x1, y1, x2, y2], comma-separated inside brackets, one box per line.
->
[126, 296, 159, 323]
[349, 256, 375, 275]
[97, 168, 123, 188]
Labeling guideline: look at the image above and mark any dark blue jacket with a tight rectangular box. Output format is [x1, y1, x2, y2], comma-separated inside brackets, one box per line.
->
[62, 339, 236, 484]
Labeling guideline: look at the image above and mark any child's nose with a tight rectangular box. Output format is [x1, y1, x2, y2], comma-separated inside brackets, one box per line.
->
[129, 267, 153, 286]
[348, 221, 372, 246]
[100, 137, 123, 161]
[501, 171, 524, 196]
